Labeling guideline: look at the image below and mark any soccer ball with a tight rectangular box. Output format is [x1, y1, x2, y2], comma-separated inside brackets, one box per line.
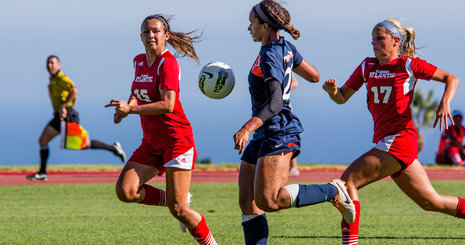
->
[198, 62, 235, 99]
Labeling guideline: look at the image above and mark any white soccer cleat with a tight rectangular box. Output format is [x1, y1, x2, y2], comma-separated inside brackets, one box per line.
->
[180, 192, 192, 233]
[289, 167, 300, 176]
[26, 173, 48, 181]
[113, 142, 126, 163]
[329, 179, 356, 224]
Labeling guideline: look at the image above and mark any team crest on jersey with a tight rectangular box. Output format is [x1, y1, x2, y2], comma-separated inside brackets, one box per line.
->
[370, 70, 396, 79]
[251, 54, 264, 78]
[138, 61, 144, 66]
[283, 51, 293, 63]
[134, 74, 153, 82]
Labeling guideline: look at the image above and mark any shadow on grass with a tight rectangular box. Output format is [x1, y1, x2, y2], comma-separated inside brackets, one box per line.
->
[274, 235, 465, 241]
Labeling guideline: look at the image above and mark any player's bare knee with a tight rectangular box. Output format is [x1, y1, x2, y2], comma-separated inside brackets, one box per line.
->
[115, 185, 138, 203]
[38, 138, 48, 146]
[168, 202, 188, 219]
[255, 197, 279, 212]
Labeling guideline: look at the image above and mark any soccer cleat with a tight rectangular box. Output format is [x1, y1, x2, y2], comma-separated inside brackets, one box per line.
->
[289, 167, 300, 176]
[180, 192, 192, 233]
[26, 173, 48, 181]
[329, 179, 356, 224]
[113, 142, 126, 163]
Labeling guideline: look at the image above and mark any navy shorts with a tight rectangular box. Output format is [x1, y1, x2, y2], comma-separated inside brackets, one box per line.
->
[241, 134, 301, 165]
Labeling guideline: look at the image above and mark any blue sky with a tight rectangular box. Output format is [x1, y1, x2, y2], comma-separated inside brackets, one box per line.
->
[1, 0, 464, 166]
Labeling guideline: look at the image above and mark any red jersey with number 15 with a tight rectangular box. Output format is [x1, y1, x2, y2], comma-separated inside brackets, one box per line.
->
[345, 56, 437, 143]
[132, 51, 193, 146]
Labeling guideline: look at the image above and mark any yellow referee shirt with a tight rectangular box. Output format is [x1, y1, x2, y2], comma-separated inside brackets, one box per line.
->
[48, 71, 76, 113]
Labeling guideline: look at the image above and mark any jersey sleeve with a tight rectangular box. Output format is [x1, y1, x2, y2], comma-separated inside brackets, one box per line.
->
[292, 44, 303, 68]
[410, 57, 437, 81]
[158, 56, 180, 91]
[344, 59, 368, 91]
[61, 74, 75, 89]
[261, 50, 284, 82]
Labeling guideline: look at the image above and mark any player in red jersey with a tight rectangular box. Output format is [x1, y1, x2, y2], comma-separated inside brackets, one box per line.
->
[323, 19, 465, 245]
[436, 110, 465, 166]
[105, 14, 217, 245]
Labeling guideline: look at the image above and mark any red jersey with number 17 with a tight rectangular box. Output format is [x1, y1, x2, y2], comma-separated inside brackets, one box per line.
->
[345, 56, 437, 143]
[132, 51, 193, 146]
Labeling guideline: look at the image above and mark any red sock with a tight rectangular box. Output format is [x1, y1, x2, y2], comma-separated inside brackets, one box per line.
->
[139, 184, 166, 206]
[456, 197, 465, 219]
[448, 147, 464, 166]
[342, 200, 360, 245]
[189, 215, 217, 245]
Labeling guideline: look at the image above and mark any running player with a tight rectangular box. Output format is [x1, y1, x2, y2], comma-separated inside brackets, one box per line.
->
[26, 55, 126, 181]
[322, 19, 465, 244]
[105, 14, 217, 245]
[234, 1, 355, 244]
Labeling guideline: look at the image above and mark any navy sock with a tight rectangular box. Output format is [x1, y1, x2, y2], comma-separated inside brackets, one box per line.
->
[296, 184, 338, 207]
[242, 214, 268, 245]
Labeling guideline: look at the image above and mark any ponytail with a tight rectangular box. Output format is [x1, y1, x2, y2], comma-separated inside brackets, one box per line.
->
[402, 27, 416, 57]
[254, 0, 301, 40]
[142, 14, 201, 63]
[385, 19, 417, 57]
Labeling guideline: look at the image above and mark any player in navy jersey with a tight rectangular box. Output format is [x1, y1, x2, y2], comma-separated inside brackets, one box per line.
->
[234, 1, 355, 244]
[105, 15, 217, 245]
[323, 19, 465, 245]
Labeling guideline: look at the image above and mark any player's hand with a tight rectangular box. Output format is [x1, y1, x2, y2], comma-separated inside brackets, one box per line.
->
[322, 79, 338, 95]
[234, 128, 251, 155]
[433, 102, 454, 131]
[105, 99, 130, 124]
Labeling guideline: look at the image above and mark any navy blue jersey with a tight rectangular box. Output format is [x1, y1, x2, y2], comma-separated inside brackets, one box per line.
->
[248, 37, 304, 140]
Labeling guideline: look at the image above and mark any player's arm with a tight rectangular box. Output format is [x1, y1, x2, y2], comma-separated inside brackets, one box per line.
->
[129, 89, 176, 115]
[105, 90, 176, 117]
[59, 87, 77, 119]
[322, 79, 356, 104]
[431, 68, 459, 131]
[234, 78, 282, 154]
[293, 59, 319, 83]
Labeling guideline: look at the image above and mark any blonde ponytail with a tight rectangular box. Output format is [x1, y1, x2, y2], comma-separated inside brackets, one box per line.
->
[386, 19, 417, 57]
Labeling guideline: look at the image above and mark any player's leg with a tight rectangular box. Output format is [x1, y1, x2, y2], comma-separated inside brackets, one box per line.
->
[289, 157, 300, 176]
[446, 145, 464, 166]
[393, 159, 465, 218]
[27, 123, 59, 181]
[165, 168, 217, 245]
[87, 140, 126, 162]
[239, 160, 268, 245]
[339, 148, 403, 245]
[254, 152, 293, 211]
[115, 161, 160, 204]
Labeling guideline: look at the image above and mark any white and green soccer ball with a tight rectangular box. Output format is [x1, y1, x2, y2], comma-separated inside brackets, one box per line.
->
[198, 61, 235, 99]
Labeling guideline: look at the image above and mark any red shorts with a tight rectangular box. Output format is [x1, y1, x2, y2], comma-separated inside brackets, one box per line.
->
[374, 130, 418, 178]
[128, 135, 197, 176]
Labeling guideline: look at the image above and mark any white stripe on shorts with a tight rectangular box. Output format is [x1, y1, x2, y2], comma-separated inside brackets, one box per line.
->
[164, 147, 195, 170]
[374, 134, 400, 152]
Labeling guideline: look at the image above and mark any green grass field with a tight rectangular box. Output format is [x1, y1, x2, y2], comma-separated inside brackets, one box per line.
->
[1, 181, 464, 244]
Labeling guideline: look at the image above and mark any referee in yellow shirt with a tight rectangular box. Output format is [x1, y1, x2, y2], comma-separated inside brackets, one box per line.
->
[27, 55, 126, 181]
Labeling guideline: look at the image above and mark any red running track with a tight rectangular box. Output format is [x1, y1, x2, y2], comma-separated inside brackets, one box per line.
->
[1, 168, 464, 186]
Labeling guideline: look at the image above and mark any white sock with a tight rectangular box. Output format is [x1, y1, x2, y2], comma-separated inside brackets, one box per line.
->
[242, 214, 261, 223]
[284, 184, 299, 207]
